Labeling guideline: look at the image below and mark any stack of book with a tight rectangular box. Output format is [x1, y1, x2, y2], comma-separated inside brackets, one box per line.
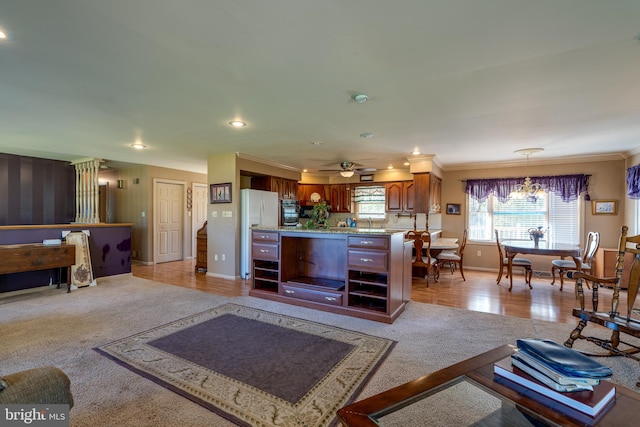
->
[494, 338, 616, 423]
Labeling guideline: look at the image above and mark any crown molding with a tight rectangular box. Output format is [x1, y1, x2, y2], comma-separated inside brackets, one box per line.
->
[236, 152, 301, 172]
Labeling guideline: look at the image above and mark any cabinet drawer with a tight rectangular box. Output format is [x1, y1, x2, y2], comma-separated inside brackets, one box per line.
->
[348, 250, 388, 272]
[281, 284, 343, 306]
[348, 236, 388, 250]
[253, 231, 279, 242]
[252, 243, 279, 260]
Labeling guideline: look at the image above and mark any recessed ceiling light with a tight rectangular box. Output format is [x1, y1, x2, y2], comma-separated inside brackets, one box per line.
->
[359, 132, 374, 139]
[411, 148, 421, 155]
[303, 169, 308, 173]
[0, 31, 6, 39]
[403, 162, 410, 166]
[387, 165, 394, 170]
[229, 120, 247, 128]
[130, 141, 146, 150]
[351, 93, 369, 103]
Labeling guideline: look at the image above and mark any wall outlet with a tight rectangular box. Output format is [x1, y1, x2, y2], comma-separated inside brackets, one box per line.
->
[476, 250, 481, 256]
[214, 254, 218, 261]
[221, 254, 225, 261]
[212, 211, 217, 217]
[141, 211, 145, 217]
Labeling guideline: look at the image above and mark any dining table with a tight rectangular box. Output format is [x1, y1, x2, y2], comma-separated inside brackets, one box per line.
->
[502, 240, 581, 291]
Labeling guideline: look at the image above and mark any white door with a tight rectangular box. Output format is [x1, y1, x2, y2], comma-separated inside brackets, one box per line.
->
[192, 183, 208, 257]
[156, 182, 183, 263]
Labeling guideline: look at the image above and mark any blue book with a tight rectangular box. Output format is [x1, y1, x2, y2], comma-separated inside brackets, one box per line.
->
[516, 338, 612, 379]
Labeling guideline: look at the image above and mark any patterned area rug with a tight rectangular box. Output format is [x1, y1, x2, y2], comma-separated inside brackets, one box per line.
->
[95, 303, 395, 427]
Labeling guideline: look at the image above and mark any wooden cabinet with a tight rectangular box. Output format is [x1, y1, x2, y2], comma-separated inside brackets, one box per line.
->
[251, 176, 298, 200]
[386, 181, 414, 212]
[330, 184, 351, 213]
[297, 184, 329, 206]
[593, 248, 633, 290]
[251, 230, 280, 293]
[195, 221, 207, 272]
[249, 229, 407, 323]
[412, 172, 441, 214]
[429, 175, 441, 213]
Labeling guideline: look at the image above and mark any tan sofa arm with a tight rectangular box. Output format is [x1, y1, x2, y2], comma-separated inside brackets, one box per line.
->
[0, 366, 73, 407]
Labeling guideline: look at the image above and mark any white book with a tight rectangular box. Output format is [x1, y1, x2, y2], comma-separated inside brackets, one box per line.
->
[513, 351, 601, 386]
[510, 357, 593, 392]
[494, 363, 616, 417]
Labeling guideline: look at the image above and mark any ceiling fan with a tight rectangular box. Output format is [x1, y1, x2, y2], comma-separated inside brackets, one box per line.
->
[319, 161, 377, 177]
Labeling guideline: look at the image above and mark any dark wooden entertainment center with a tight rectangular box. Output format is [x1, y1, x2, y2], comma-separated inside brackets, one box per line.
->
[249, 227, 411, 323]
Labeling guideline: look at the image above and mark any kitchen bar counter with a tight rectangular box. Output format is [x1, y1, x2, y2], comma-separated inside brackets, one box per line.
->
[253, 226, 441, 236]
[249, 227, 410, 323]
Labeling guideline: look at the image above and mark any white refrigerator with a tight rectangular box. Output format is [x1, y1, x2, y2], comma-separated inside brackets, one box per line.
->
[240, 189, 279, 278]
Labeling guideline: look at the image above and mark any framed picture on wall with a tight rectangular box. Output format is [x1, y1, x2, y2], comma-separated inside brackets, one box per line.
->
[210, 182, 232, 204]
[446, 203, 461, 215]
[592, 199, 617, 215]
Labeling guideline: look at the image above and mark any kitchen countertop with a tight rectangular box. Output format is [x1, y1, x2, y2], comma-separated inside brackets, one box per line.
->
[252, 226, 442, 236]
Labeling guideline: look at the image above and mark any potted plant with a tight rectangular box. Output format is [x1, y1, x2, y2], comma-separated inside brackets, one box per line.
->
[302, 201, 330, 229]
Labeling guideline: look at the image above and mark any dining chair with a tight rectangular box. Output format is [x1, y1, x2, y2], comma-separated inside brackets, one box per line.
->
[565, 226, 640, 387]
[435, 229, 467, 281]
[406, 230, 438, 286]
[495, 229, 533, 287]
[550, 231, 599, 291]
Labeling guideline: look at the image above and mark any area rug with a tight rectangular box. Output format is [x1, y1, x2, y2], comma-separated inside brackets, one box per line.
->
[95, 303, 395, 427]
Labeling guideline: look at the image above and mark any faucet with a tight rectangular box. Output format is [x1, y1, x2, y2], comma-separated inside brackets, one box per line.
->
[368, 218, 372, 228]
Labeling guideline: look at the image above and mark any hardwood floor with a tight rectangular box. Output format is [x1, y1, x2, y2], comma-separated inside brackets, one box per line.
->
[132, 260, 625, 325]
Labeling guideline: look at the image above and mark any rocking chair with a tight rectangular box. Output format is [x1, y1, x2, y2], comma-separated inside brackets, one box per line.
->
[564, 225, 640, 386]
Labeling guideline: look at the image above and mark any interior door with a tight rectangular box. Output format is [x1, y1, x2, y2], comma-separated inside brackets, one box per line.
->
[156, 181, 183, 263]
[191, 183, 208, 258]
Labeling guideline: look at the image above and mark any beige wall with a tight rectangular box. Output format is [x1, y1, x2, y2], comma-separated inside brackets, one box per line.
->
[441, 159, 626, 274]
[100, 165, 207, 264]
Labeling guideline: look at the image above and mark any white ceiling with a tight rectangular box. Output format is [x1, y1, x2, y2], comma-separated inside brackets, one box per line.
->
[1, 0, 640, 175]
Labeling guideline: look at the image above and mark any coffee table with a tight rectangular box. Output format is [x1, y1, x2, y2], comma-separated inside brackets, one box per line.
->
[337, 345, 640, 426]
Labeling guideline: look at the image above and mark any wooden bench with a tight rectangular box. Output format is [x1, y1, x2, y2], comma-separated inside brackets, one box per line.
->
[0, 243, 76, 293]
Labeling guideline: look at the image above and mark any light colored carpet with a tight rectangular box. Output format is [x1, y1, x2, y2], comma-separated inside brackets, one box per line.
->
[2, 275, 639, 427]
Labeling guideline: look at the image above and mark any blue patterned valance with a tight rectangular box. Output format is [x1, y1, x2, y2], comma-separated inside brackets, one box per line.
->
[465, 174, 590, 203]
[627, 164, 640, 199]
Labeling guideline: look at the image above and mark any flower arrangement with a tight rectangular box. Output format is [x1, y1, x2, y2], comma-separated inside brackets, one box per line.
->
[528, 226, 546, 245]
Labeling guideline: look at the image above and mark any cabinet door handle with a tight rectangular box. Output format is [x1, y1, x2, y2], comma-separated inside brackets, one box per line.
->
[260, 235, 268, 239]
[285, 289, 295, 294]
[325, 296, 337, 301]
[360, 240, 374, 245]
[360, 258, 374, 262]
[260, 249, 269, 253]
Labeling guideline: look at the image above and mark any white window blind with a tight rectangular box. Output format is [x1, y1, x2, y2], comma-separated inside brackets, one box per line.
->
[354, 186, 386, 219]
[468, 191, 580, 244]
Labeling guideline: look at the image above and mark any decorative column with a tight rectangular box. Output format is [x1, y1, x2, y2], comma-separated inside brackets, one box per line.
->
[71, 158, 101, 223]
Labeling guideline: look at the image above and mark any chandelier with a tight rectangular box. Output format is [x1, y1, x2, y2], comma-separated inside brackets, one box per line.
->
[513, 148, 544, 202]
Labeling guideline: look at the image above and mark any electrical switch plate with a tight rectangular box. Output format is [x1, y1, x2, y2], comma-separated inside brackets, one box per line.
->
[141, 211, 145, 217]
[221, 254, 225, 261]
[214, 254, 218, 261]
[212, 211, 217, 217]
[477, 250, 481, 256]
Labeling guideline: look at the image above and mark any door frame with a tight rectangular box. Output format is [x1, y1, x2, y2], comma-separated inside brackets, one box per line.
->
[152, 178, 188, 264]
[191, 182, 208, 258]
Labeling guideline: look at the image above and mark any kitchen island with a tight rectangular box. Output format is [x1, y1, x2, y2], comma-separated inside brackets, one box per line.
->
[250, 226, 411, 323]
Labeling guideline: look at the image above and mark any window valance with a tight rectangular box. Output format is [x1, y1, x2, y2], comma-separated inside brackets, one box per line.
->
[627, 164, 640, 199]
[465, 174, 590, 203]
[353, 186, 385, 203]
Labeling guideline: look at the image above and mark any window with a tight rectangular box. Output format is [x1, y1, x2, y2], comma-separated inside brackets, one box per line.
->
[353, 186, 386, 219]
[468, 191, 581, 244]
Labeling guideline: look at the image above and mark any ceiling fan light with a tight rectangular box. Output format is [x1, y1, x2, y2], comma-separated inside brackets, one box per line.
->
[340, 170, 355, 178]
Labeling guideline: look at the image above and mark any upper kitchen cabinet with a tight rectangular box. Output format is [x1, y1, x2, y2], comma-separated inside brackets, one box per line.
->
[251, 176, 298, 200]
[386, 181, 414, 212]
[429, 175, 441, 213]
[330, 184, 351, 213]
[412, 173, 441, 214]
[297, 184, 329, 206]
